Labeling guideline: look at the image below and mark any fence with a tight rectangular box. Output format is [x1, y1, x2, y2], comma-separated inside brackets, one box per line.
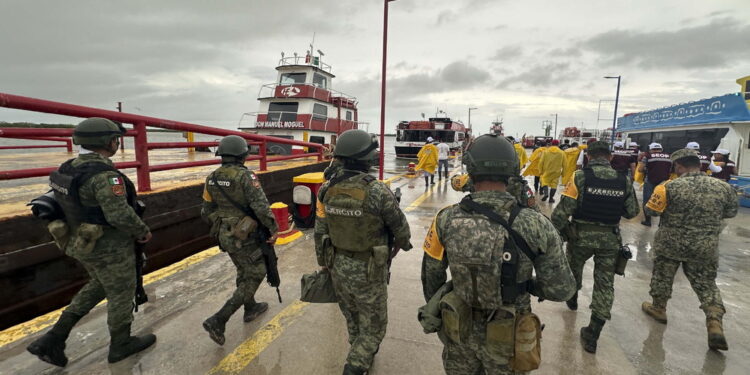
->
[0, 92, 324, 191]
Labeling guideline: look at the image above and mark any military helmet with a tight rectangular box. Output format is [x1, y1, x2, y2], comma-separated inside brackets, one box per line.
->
[72, 117, 125, 147]
[333, 129, 379, 163]
[216, 135, 249, 156]
[463, 134, 519, 177]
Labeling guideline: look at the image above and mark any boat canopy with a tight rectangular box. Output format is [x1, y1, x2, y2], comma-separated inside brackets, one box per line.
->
[617, 93, 750, 131]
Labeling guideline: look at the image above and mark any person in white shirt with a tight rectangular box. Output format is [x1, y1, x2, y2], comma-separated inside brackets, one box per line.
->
[436, 139, 451, 180]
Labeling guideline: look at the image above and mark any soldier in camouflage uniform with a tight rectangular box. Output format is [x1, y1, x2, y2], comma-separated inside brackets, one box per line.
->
[201, 135, 279, 345]
[27, 118, 155, 367]
[314, 129, 411, 375]
[551, 141, 640, 353]
[642, 148, 738, 351]
[422, 134, 575, 374]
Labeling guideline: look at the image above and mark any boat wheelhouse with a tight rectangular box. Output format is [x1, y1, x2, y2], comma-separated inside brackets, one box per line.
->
[238, 52, 364, 154]
[617, 76, 750, 176]
[394, 117, 468, 158]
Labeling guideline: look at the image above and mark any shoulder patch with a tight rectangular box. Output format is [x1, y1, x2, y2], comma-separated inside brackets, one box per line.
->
[646, 183, 668, 213]
[423, 215, 444, 260]
[108, 176, 123, 185]
[561, 178, 579, 199]
[111, 184, 125, 196]
[202, 185, 212, 202]
[316, 200, 326, 218]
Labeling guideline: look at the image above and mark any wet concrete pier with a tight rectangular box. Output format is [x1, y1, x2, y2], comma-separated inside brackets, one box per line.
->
[0, 171, 748, 374]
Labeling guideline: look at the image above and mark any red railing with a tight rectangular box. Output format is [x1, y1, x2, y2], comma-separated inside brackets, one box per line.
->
[0, 92, 324, 191]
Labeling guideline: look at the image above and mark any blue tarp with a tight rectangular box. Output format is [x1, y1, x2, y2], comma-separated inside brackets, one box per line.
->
[617, 93, 750, 131]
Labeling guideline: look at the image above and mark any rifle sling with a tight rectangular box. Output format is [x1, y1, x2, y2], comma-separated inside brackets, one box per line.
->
[460, 196, 537, 262]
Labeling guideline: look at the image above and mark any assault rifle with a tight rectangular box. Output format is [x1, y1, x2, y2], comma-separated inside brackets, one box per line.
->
[134, 200, 148, 311]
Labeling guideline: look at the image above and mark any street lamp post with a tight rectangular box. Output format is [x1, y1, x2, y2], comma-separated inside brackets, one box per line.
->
[604, 76, 622, 147]
[550, 113, 558, 139]
[468, 107, 478, 131]
[378, 0, 396, 180]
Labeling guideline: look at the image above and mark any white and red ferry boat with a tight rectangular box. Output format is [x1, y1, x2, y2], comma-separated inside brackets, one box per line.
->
[394, 117, 469, 158]
[238, 51, 364, 154]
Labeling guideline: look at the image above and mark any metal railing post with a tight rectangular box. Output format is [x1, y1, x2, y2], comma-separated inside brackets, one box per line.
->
[133, 121, 151, 191]
[317, 146, 323, 162]
[259, 141, 268, 171]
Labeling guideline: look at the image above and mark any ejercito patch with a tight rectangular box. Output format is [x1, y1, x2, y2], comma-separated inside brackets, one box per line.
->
[111, 184, 125, 196]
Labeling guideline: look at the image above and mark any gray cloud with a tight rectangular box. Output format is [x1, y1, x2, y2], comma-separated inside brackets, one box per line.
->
[498, 62, 576, 88]
[436, 10, 457, 25]
[581, 17, 750, 70]
[491, 45, 524, 60]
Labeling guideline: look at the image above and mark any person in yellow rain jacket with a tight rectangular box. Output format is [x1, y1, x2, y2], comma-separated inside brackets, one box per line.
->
[416, 137, 439, 186]
[562, 141, 581, 185]
[540, 139, 565, 203]
[508, 136, 529, 170]
[523, 141, 547, 192]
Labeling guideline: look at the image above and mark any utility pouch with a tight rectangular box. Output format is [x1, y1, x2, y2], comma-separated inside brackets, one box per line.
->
[366, 245, 388, 282]
[372, 245, 389, 268]
[509, 312, 542, 372]
[208, 213, 222, 238]
[486, 308, 516, 358]
[322, 235, 335, 268]
[614, 245, 633, 276]
[47, 220, 70, 250]
[231, 215, 257, 241]
[72, 223, 104, 255]
[440, 291, 471, 344]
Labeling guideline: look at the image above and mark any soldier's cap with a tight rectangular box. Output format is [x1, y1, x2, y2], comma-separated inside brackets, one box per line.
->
[686, 141, 700, 150]
[649, 142, 662, 150]
[711, 148, 730, 155]
[587, 141, 611, 154]
[670, 148, 699, 162]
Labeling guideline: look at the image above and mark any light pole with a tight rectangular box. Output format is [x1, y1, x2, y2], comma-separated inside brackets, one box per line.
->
[550, 113, 558, 139]
[604, 76, 621, 147]
[378, 0, 397, 181]
[468, 107, 478, 131]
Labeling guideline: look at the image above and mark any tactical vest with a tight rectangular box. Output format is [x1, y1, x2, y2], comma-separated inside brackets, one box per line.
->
[698, 154, 710, 172]
[444, 200, 531, 309]
[645, 152, 672, 184]
[206, 165, 251, 218]
[321, 173, 382, 252]
[572, 167, 627, 225]
[49, 158, 138, 227]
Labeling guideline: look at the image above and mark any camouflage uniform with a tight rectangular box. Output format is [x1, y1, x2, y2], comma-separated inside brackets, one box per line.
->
[314, 168, 411, 371]
[644, 171, 738, 319]
[62, 153, 150, 332]
[551, 158, 640, 321]
[422, 190, 576, 374]
[201, 163, 278, 326]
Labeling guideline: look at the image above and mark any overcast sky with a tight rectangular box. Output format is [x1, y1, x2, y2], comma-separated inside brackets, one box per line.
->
[1, 0, 748, 137]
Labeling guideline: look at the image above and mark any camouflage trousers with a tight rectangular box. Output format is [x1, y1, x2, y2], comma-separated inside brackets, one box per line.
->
[65, 233, 136, 332]
[566, 243, 618, 320]
[217, 242, 267, 318]
[648, 255, 725, 319]
[330, 253, 388, 370]
[441, 318, 525, 375]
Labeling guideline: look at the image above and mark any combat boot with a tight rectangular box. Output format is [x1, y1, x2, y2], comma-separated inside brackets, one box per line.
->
[243, 302, 269, 323]
[107, 324, 156, 363]
[343, 363, 368, 375]
[706, 319, 728, 351]
[641, 301, 667, 324]
[566, 292, 578, 311]
[203, 315, 228, 345]
[580, 315, 605, 353]
[641, 215, 652, 227]
[26, 311, 82, 367]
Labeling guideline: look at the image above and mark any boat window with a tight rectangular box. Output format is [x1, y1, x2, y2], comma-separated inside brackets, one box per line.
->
[313, 74, 328, 89]
[437, 130, 455, 142]
[457, 132, 465, 141]
[268, 102, 298, 122]
[346, 111, 353, 121]
[629, 128, 729, 154]
[313, 103, 328, 121]
[280, 73, 306, 85]
[309, 135, 325, 144]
